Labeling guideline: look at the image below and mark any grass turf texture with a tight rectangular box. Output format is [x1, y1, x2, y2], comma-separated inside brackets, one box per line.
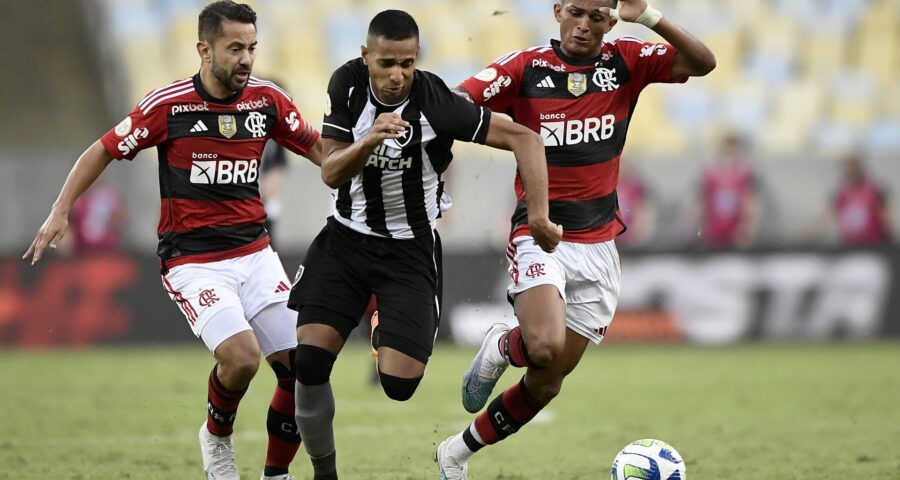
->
[1, 343, 898, 479]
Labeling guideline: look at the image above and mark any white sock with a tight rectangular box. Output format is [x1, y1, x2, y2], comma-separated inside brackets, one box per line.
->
[447, 432, 476, 462]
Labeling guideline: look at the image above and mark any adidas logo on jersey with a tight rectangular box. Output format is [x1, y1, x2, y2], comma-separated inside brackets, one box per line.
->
[537, 76, 556, 88]
[190, 120, 208, 133]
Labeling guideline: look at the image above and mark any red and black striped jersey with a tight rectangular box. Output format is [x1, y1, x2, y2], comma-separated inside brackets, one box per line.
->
[100, 74, 319, 269]
[460, 37, 685, 243]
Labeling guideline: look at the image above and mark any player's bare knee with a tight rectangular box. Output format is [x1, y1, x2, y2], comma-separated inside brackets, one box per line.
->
[527, 339, 564, 367]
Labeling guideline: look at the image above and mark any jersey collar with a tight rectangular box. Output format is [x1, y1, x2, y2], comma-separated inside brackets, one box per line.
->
[193, 73, 243, 105]
[551, 39, 604, 67]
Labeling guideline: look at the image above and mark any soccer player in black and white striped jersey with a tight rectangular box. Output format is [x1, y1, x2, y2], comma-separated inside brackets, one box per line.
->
[286, 10, 561, 480]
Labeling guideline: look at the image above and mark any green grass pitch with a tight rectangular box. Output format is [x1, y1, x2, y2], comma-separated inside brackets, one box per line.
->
[2, 342, 898, 479]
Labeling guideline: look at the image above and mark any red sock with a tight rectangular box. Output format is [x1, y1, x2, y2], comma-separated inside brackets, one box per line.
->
[264, 374, 302, 475]
[464, 378, 544, 451]
[206, 364, 246, 437]
[501, 327, 534, 368]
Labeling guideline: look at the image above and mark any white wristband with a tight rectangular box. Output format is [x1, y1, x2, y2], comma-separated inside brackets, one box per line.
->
[610, 3, 663, 29]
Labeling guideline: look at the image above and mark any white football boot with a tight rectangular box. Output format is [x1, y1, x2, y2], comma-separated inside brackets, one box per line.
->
[199, 421, 240, 480]
[435, 435, 468, 480]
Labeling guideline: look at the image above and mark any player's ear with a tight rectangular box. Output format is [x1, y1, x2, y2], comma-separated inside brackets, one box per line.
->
[604, 17, 618, 32]
[197, 41, 211, 63]
[554, 3, 563, 22]
[361, 45, 368, 65]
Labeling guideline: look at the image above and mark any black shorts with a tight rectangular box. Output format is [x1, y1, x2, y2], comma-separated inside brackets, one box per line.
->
[288, 217, 442, 363]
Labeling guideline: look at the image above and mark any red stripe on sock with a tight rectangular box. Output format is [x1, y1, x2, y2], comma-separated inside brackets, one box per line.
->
[207, 367, 246, 437]
[473, 411, 499, 444]
[504, 327, 530, 367]
[266, 378, 301, 469]
[503, 380, 543, 422]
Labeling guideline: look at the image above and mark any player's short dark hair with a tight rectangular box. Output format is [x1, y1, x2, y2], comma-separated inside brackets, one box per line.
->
[198, 1, 257, 43]
[368, 10, 419, 41]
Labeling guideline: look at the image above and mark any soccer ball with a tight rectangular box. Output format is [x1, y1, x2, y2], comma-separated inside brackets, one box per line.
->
[610, 439, 686, 480]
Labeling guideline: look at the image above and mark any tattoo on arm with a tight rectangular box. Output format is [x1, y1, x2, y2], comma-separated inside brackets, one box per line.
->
[451, 86, 474, 103]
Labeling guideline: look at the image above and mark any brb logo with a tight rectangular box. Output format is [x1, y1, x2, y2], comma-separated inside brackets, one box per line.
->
[539, 114, 616, 147]
[189, 153, 259, 184]
[117, 128, 150, 156]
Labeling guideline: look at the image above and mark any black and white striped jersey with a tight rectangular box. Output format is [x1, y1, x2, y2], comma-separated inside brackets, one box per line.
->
[321, 58, 492, 239]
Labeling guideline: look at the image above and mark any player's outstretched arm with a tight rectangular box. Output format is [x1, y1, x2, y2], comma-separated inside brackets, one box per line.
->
[23, 140, 114, 265]
[484, 117, 562, 253]
[607, 0, 716, 78]
[320, 113, 409, 188]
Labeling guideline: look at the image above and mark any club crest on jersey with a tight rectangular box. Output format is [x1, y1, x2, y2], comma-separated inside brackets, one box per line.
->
[218, 115, 237, 138]
[567, 72, 588, 97]
[244, 111, 267, 138]
[592, 67, 619, 92]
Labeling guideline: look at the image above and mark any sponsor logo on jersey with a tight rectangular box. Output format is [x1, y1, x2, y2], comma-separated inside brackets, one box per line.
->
[483, 75, 512, 100]
[474, 67, 498, 82]
[567, 72, 588, 97]
[536, 76, 556, 88]
[114, 116, 132, 137]
[244, 111, 267, 138]
[531, 59, 567, 72]
[117, 127, 149, 155]
[235, 97, 270, 112]
[592, 67, 619, 91]
[285, 111, 300, 132]
[170, 101, 209, 116]
[218, 115, 237, 138]
[189, 120, 209, 133]
[190, 158, 259, 184]
[640, 44, 667, 57]
[366, 143, 413, 170]
[539, 115, 616, 147]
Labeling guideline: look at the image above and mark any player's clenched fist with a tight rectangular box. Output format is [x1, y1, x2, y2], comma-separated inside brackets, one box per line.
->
[529, 217, 563, 253]
[365, 113, 410, 146]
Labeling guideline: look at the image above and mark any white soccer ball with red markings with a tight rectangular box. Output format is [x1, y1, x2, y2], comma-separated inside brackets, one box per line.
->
[610, 439, 686, 480]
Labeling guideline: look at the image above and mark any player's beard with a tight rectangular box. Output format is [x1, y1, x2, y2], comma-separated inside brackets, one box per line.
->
[211, 60, 250, 93]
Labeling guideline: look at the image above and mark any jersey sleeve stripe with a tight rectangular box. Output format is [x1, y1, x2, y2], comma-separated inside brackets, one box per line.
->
[471, 107, 486, 142]
[615, 35, 647, 43]
[138, 78, 193, 110]
[323, 122, 351, 133]
[141, 86, 196, 114]
[248, 77, 292, 101]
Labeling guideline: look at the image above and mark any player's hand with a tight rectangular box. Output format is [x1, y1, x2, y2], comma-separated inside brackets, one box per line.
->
[23, 209, 68, 265]
[602, 0, 649, 23]
[529, 217, 563, 253]
[366, 113, 410, 146]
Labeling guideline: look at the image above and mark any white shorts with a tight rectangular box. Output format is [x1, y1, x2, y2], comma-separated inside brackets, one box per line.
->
[507, 236, 621, 343]
[161, 246, 297, 355]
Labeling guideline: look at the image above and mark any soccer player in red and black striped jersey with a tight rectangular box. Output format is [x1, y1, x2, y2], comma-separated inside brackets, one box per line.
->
[24, 2, 321, 479]
[436, 1, 715, 477]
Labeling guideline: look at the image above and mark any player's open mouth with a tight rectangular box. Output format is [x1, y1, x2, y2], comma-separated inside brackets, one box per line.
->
[572, 35, 589, 45]
[234, 72, 250, 82]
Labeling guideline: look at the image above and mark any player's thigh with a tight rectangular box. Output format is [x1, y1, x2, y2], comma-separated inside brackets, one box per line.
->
[507, 236, 567, 339]
[563, 240, 621, 343]
[289, 225, 372, 347]
[161, 265, 248, 353]
[249, 301, 297, 358]
[240, 246, 293, 322]
[371, 254, 440, 366]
